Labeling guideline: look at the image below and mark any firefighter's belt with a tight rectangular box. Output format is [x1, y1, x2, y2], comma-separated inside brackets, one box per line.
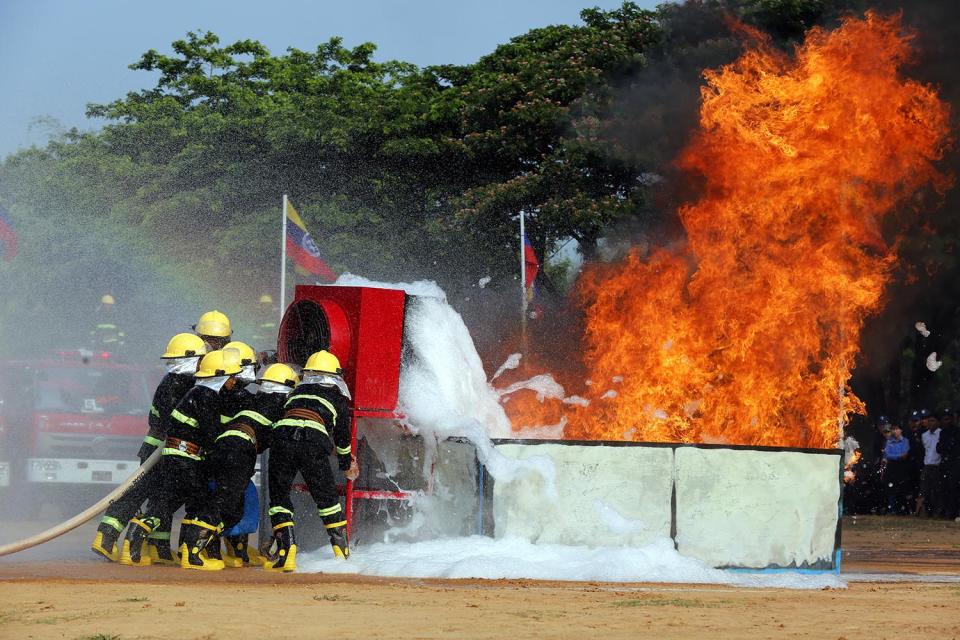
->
[275, 408, 328, 437]
[216, 422, 257, 447]
[165, 437, 202, 456]
[286, 407, 324, 424]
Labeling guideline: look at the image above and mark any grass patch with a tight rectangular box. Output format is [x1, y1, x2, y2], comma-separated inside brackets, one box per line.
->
[118, 597, 148, 603]
[611, 598, 719, 609]
[313, 594, 342, 602]
[78, 635, 121, 640]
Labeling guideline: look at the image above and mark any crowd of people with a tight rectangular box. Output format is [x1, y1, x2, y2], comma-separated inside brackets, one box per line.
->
[843, 408, 960, 519]
[90, 309, 356, 572]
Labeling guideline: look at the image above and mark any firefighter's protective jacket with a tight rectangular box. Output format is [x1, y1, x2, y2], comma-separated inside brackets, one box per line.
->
[164, 385, 224, 460]
[139, 372, 195, 462]
[275, 379, 352, 469]
[217, 390, 287, 452]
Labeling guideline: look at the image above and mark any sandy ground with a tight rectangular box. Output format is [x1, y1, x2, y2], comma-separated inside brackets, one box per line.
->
[0, 515, 958, 639]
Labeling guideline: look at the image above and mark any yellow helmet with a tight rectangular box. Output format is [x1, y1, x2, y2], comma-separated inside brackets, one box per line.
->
[258, 363, 299, 388]
[194, 310, 232, 338]
[101, 294, 115, 305]
[162, 333, 208, 359]
[224, 341, 256, 365]
[195, 349, 242, 378]
[259, 294, 273, 304]
[304, 350, 343, 375]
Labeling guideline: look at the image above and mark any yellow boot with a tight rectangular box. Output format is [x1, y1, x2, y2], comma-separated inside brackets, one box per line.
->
[91, 522, 120, 562]
[146, 536, 179, 565]
[118, 518, 153, 567]
[262, 523, 297, 573]
[179, 521, 224, 571]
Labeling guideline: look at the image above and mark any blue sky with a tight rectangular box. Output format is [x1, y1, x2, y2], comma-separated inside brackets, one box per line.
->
[0, 0, 660, 158]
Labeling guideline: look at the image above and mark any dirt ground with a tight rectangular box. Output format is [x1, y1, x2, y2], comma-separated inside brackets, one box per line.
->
[0, 515, 958, 640]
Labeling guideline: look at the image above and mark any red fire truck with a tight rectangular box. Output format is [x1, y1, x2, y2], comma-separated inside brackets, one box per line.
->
[0, 350, 157, 507]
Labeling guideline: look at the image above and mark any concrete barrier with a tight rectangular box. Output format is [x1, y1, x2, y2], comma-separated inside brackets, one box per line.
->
[483, 440, 842, 571]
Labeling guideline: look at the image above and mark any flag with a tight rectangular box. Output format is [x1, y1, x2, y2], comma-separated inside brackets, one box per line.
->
[285, 199, 336, 282]
[523, 234, 539, 300]
[0, 205, 18, 262]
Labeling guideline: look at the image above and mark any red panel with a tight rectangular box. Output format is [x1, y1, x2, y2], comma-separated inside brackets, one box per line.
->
[280, 285, 406, 412]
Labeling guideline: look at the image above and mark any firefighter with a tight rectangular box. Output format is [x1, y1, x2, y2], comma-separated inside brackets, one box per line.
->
[203, 340, 258, 565]
[193, 310, 232, 351]
[250, 294, 278, 347]
[89, 294, 126, 350]
[210, 363, 298, 567]
[120, 349, 242, 571]
[264, 350, 358, 572]
[91, 333, 206, 562]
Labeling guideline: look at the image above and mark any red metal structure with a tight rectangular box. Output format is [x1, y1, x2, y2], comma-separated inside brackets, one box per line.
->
[277, 285, 412, 532]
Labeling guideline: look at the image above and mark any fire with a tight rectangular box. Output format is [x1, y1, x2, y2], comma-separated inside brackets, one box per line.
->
[505, 13, 951, 448]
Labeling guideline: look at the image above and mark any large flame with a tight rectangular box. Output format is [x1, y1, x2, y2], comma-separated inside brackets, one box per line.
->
[505, 13, 951, 448]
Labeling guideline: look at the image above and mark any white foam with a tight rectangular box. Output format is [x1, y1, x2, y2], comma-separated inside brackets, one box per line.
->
[491, 353, 521, 381]
[297, 537, 845, 589]
[496, 373, 565, 400]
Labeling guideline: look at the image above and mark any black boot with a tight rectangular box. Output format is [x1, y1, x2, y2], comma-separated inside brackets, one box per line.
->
[224, 534, 255, 567]
[204, 533, 223, 563]
[91, 520, 121, 562]
[326, 522, 350, 560]
[146, 533, 178, 565]
[120, 517, 156, 566]
[179, 521, 224, 571]
[262, 523, 296, 572]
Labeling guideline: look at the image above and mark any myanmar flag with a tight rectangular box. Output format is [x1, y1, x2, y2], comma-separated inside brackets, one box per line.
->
[285, 199, 336, 282]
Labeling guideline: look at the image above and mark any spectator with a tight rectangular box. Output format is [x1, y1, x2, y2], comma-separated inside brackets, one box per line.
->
[869, 416, 893, 514]
[936, 408, 960, 520]
[916, 412, 943, 517]
[882, 423, 911, 514]
[903, 409, 926, 514]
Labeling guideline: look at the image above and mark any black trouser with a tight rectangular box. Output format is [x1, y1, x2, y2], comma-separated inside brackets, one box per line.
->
[99, 447, 174, 542]
[884, 459, 911, 514]
[210, 437, 257, 532]
[144, 455, 219, 529]
[919, 464, 943, 515]
[942, 460, 960, 518]
[268, 428, 343, 528]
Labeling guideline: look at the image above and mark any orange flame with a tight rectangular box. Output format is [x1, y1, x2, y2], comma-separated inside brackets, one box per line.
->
[505, 13, 951, 448]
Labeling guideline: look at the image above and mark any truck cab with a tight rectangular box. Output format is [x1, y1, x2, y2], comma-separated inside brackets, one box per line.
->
[0, 350, 157, 503]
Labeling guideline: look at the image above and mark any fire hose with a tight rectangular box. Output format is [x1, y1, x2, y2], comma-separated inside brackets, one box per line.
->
[0, 448, 160, 557]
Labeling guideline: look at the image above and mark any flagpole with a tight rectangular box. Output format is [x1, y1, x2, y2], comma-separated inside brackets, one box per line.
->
[280, 194, 288, 325]
[519, 210, 528, 355]
[263, 193, 288, 547]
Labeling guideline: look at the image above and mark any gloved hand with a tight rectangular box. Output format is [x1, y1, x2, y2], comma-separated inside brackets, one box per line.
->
[344, 457, 359, 481]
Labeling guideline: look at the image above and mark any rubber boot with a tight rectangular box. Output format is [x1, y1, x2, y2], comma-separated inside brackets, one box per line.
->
[91, 521, 121, 562]
[203, 533, 224, 564]
[119, 518, 154, 566]
[326, 522, 350, 560]
[262, 523, 297, 572]
[223, 534, 252, 568]
[179, 521, 224, 571]
[146, 534, 179, 565]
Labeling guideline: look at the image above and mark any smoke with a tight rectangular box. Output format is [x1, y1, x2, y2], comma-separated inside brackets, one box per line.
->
[527, 1, 960, 425]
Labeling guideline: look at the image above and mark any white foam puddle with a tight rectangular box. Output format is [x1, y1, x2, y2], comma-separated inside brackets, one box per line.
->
[297, 537, 845, 589]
